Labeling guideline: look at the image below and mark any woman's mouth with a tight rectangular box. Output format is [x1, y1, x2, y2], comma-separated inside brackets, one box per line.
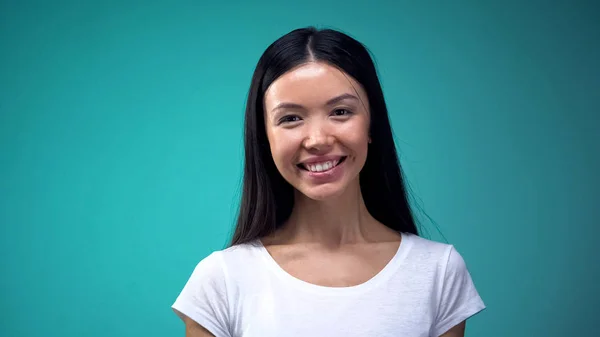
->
[297, 156, 347, 173]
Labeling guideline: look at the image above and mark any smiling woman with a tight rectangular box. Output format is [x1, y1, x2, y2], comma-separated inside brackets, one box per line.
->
[171, 27, 486, 337]
[264, 62, 371, 201]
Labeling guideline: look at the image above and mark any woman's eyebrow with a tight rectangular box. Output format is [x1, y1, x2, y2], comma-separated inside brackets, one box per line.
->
[271, 102, 305, 113]
[270, 93, 359, 116]
[325, 93, 359, 106]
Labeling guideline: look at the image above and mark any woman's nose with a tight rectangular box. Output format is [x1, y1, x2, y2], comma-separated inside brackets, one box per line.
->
[303, 126, 334, 152]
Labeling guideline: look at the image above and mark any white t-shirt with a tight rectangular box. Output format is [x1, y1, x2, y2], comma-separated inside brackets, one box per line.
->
[172, 233, 486, 337]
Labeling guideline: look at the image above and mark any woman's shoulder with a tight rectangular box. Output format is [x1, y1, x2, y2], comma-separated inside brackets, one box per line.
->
[399, 233, 486, 335]
[172, 242, 263, 336]
[187, 240, 264, 277]
[402, 233, 472, 272]
[403, 232, 455, 254]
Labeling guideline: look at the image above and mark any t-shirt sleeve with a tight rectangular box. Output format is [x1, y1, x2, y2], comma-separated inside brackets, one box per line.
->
[172, 252, 232, 337]
[431, 245, 486, 337]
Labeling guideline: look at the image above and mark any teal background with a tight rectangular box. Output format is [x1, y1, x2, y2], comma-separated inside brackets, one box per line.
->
[1, 1, 598, 336]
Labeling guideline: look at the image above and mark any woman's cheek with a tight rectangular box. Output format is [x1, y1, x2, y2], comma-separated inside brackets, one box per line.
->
[270, 134, 299, 166]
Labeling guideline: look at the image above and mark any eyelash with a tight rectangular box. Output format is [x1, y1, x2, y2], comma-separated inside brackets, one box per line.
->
[278, 109, 354, 125]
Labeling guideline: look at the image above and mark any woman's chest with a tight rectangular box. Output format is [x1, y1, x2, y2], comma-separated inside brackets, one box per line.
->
[233, 287, 435, 337]
[265, 243, 400, 288]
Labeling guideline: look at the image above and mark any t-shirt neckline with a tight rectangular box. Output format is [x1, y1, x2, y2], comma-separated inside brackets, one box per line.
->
[255, 232, 414, 295]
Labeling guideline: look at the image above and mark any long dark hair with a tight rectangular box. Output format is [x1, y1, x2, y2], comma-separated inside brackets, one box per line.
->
[230, 27, 419, 246]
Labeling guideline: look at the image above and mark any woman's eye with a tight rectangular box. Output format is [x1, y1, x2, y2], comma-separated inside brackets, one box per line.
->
[333, 109, 352, 116]
[279, 115, 301, 124]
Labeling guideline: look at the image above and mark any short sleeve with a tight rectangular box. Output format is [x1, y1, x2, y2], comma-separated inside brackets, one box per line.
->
[432, 246, 486, 337]
[172, 252, 232, 337]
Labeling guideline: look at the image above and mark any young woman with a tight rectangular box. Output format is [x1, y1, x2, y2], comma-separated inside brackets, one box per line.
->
[172, 27, 485, 337]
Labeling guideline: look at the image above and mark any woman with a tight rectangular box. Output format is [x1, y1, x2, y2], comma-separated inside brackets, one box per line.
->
[172, 27, 485, 337]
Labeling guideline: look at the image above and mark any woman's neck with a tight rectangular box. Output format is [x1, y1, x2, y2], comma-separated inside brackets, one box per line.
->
[273, 183, 396, 248]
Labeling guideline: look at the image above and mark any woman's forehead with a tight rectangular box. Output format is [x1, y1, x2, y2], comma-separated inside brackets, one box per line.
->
[264, 62, 367, 109]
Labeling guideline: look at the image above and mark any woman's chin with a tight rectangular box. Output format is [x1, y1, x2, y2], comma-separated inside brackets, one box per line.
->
[297, 184, 346, 201]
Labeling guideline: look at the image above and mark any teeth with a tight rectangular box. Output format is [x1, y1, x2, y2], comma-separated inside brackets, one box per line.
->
[305, 160, 339, 172]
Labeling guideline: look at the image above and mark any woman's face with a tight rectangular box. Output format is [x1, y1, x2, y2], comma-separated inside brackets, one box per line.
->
[263, 62, 371, 200]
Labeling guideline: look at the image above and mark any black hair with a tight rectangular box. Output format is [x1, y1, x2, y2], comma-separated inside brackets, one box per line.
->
[230, 27, 419, 246]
